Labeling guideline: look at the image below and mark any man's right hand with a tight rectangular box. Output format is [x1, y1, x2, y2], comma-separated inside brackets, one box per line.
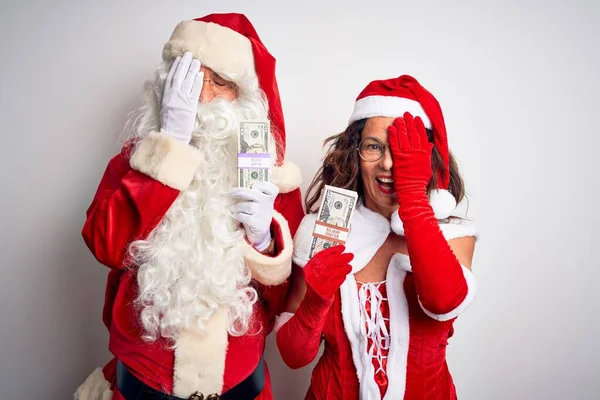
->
[303, 245, 353, 303]
[160, 51, 203, 144]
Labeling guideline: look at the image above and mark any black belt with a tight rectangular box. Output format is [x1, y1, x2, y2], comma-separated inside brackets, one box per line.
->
[116, 357, 265, 400]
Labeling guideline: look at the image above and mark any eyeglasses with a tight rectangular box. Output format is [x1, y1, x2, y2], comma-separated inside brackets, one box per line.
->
[202, 77, 237, 97]
[357, 137, 390, 162]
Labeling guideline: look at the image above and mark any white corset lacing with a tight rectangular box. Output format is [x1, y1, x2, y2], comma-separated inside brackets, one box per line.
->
[357, 281, 390, 376]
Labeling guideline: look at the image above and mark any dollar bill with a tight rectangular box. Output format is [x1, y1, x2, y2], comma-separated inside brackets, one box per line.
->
[238, 120, 274, 188]
[309, 185, 358, 258]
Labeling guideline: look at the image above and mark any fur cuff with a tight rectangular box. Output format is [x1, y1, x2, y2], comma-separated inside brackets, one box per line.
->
[274, 312, 294, 333]
[173, 307, 228, 397]
[292, 213, 319, 269]
[272, 161, 302, 194]
[243, 211, 293, 285]
[130, 131, 202, 191]
[73, 367, 113, 400]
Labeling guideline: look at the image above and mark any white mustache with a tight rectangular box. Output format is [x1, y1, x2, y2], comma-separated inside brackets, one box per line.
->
[193, 99, 241, 142]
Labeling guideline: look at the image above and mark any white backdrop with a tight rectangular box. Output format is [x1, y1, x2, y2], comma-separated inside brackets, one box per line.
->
[1, 0, 598, 399]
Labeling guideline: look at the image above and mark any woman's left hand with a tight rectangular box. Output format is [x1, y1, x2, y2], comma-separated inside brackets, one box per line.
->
[387, 112, 433, 199]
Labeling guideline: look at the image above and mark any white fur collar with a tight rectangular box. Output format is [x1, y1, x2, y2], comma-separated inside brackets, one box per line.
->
[293, 204, 390, 274]
[343, 206, 390, 273]
[292, 197, 476, 271]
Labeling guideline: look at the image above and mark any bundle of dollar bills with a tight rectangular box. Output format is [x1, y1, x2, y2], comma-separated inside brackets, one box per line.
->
[237, 120, 275, 188]
[309, 185, 358, 258]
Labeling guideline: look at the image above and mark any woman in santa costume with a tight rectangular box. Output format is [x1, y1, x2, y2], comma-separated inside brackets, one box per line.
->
[74, 13, 303, 400]
[276, 75, 478, 399]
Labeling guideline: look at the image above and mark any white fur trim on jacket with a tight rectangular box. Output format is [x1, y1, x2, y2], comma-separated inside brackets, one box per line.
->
[439, 219, 480, 241]
[173, 307, 229, 397]
[130, 131, 202, 191]
[391, 211, 479, 240]
[272, 161, 302, 194]
[340, 260, 413, 399]
[163, 20, 255, 84]
[243, 211, 293, 286]
[73, 367, 113, 400]
[390, 193, 478, 239]
[291, 213, 318, 268]
[274, 311, 294, 333]
[349, 95, 432, 128]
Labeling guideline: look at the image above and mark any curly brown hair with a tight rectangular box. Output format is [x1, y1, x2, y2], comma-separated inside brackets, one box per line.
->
[305, 119, 465, 213]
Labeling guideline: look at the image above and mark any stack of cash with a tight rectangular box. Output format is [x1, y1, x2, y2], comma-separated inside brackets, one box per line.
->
[309, 185, 358, 258]
[237, 120, 274, 188]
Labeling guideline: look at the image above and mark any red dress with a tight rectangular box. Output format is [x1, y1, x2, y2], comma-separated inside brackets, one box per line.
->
[291, 201, 478, 400]
[305, 274, 458, 400]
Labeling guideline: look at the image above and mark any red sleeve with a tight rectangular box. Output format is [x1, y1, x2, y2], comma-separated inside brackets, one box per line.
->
[81, 146, 180, 270]
[274, 187, 304, 237]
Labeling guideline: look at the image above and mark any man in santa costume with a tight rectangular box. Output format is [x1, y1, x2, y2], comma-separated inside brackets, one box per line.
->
[74, 13, 303, 400]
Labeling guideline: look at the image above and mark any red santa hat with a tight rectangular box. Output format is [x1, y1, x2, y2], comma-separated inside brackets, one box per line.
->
[161, 13, 300, 192]
[349, 75, 457, 219]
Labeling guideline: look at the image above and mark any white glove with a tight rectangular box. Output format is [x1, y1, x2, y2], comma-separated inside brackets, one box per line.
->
[160, 52, 203, 143]
[230, 182, 279, 252]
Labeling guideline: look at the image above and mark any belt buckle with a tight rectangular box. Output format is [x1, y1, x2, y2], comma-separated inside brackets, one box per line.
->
[187, 391, 220, 400]
[187, 392, 203, 400]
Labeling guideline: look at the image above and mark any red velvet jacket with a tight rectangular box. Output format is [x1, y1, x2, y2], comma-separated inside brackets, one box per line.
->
[80, 132, 304, 399]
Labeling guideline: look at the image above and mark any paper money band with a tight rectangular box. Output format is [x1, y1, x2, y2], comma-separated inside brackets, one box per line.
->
[237, 153, 272, 169]
[312, 221, 350, 244]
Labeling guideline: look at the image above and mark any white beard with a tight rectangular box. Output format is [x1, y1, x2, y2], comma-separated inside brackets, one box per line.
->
[127, 87, 269, 343]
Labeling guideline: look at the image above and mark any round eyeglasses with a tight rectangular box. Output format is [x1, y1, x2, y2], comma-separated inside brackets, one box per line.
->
[202, 77, 237, 97]
[357, 137, 390, 162]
